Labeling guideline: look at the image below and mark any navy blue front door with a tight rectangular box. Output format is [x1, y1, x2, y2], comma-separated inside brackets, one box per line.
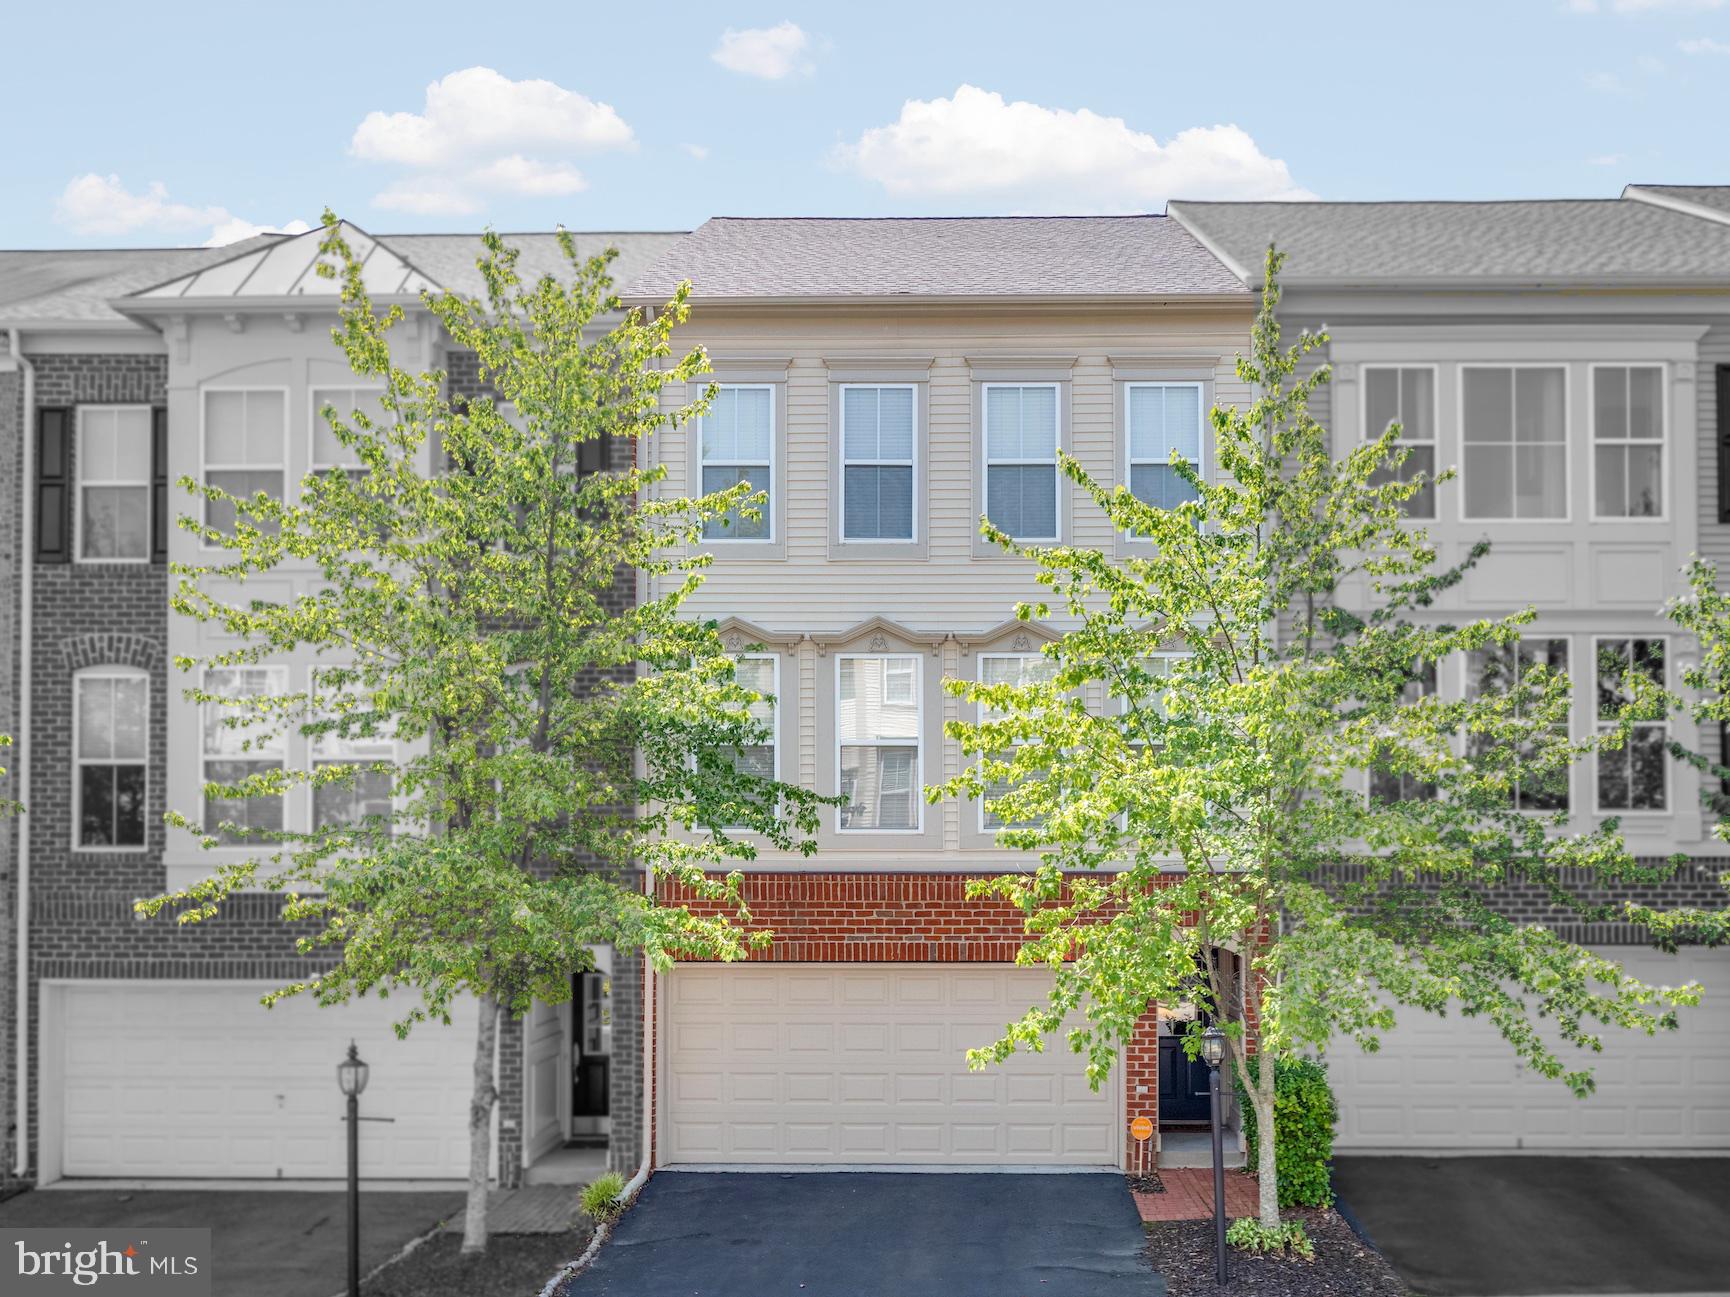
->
[1158, 1036, 1212, 1123]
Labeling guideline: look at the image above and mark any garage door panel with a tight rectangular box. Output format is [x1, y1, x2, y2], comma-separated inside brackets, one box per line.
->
[665, 965, 1116, 1166]
[1331, 948, 1730, 1152]
[56, 984, 472, 1179]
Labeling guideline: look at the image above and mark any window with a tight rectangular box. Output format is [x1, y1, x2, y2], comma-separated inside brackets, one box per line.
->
[1462, 367, 1566, 519]
[75, 406, 153, 561]
[837, 655, 920, 831]
[1368, 661, 1439, 804]
[728, 655, 779, 782]
[203, 389, 286, 538]
[984, 384, 1060, 541]
[978, 652, 1058, 831]
[700, 385, 773, 540]
[1596, 638, 1667, 812]
[1466, 639, 1570, 811]
[1363, 368, 1437, 518]
[310, 672, 396, 830]
[310, 386, 389, 479]
[75, 669, 147, 847]
[202, 666, 287, 843]
[1593, 366, 1664, 519]
[1126, 383, 1203, 513]
[840, 385, 915, 541]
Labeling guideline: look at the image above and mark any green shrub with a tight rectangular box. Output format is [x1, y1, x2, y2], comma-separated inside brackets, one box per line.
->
[580, 1171, 627, 1222]
[1227, 1217, 1314, 1261]
[1233, 1055, 1336, 1207]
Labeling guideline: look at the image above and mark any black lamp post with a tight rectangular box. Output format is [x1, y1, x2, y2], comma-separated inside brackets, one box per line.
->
[337, 1041, 370, 1297]
[1200, 1025, 1228, 1285]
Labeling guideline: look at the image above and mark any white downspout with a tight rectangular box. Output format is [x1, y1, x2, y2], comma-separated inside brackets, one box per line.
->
[621, 854, 655, 1200]
[620, 406, 655, 1203]
[8, 330, 34, 1177]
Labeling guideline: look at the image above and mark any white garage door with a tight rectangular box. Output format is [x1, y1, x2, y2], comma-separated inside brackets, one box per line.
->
[1329, 946, 1730, 1152]
[664, 964, 1118, 1166]
[54, 983, 476, 1179]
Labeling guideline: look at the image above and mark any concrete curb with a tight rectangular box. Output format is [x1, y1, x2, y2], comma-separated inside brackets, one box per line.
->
[537, 1219, 611, 1297]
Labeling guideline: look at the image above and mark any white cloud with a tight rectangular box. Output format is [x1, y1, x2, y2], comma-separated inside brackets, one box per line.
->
[1586, 152, 1627, 165]
[682, 143, 711, 161]
[711, 22, 814, 79]
[1679, 34, 1730, 50]
[55, 173, 306, 246]
[833, 86, 1313, 211]
[1586, 69, 1629, 92]
[1635, 52, 1667, 71]
[202, 216, 313, 247]
[352, 67, 633, 212]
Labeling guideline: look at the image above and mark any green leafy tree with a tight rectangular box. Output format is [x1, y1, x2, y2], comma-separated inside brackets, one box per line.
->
[937, 248, 1719, 1225]
[141, 217, 822, 1252]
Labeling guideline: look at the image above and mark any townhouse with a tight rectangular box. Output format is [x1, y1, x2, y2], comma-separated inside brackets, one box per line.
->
[0, 227, 682, 1189]
[2, 185, 1728, 1192]
[1166, 190, 1730, 1152]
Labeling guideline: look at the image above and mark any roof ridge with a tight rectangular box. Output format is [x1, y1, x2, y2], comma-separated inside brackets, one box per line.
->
[700, 214, 1167, 222]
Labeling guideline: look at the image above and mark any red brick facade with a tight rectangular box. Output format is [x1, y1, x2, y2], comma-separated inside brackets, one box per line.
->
[656, 869, 1190, 1168]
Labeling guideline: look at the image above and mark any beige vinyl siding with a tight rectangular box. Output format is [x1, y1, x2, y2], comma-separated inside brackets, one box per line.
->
[658, 308, 1252, 625]
[652, 304, 1256, 867]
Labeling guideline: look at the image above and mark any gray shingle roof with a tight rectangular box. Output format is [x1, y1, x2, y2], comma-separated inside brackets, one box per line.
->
[0, 238, 283, 325]
[1169, 199, 1730, 287]
[618, 216, 1250, 301]
[1, 230, 689, 328]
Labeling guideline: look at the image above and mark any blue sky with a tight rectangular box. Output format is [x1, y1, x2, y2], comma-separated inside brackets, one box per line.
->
[3, 0, 1727, 247]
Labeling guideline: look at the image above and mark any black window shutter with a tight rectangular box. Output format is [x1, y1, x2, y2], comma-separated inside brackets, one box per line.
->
[36, 406, 70, 562]
[152, 406, 169, 561]
[1718, 366, 1730, 525]
[578, 431, 608, 476]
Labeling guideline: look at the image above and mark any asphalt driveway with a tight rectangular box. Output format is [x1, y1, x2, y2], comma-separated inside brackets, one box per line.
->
[0, 1188, 463, 1297]
[1335, 1156, 1730, 1295]
[564, 1170, 1162, 1297]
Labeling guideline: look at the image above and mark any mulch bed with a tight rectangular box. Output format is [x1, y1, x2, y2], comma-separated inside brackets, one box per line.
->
[1144, 1208, 1408, 1296]
[363, 1229, 591, 1297]
[1126, 1171, 1166, 1194]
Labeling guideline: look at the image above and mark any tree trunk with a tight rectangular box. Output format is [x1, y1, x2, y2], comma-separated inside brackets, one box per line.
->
[1254, 1053, 1279, 1228]
[460, 994, 500, 1255]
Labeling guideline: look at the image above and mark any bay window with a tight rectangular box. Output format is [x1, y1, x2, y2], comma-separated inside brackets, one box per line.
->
[202, 666, 287, 842]
[1363, 367, 1437, 518]
[1595, 637, 1667, 812]
[1462, 367, 1566, 520]
[1592, 365, 1664, 519]
[202, 389, 286, 538]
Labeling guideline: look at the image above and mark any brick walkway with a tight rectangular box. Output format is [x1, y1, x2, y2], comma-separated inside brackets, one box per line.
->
[441, 1186, 579, 1234]
[1133, 1168, 1262, 1222]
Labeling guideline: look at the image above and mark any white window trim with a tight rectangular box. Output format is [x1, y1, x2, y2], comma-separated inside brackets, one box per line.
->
[976, 651, 1058, 834]
[1456, 364, 1571, 525]
[200, 664, 290, 841]
[309, 667, 401, 833]
[1359, 364, 1439, 521]
[700, 383, 777, 545]
[982, 381, 1063, 544]
[308, 383, 389, 473]
[736, 652, 782, 785]
[1123, 381, 1207, 531]
[1587, 362, 1669, 524]
[835, 652, 923, 835]
[200, 385, 289, 549]
[1592, 634, 1670, 816]
[838, 383, 919, 545]
[73, 404, 154, 565]
[1461, 635, 1573, 813]
[72, 666, 150, 851]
